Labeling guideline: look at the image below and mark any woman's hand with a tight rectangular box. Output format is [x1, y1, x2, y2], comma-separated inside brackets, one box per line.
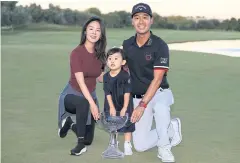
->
[90, 103, 100, 120]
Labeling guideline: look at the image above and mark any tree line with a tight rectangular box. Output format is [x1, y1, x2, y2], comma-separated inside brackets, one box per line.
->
[1, 1, 240, 31]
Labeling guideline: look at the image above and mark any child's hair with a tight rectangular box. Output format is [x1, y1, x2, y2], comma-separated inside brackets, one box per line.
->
[106, 47, 126, 60]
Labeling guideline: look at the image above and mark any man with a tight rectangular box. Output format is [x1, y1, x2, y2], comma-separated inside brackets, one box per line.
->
[121, 3, 182, 162]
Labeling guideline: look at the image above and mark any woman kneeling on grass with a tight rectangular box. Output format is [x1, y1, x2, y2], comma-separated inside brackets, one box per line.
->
[58, 16, 106, 156]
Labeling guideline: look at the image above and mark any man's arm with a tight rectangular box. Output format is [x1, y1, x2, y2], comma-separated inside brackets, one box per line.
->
[141, 69, 166, 104]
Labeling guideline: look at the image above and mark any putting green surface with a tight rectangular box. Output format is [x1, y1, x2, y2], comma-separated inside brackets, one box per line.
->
[2, 29, 240, 163]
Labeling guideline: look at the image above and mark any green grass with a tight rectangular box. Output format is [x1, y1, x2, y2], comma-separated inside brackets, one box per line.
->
[1, 29, 240, 163]
[2, 24, 240, 43]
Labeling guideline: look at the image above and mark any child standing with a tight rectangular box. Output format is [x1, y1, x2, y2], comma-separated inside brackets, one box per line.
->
[103, 47, 135, 156]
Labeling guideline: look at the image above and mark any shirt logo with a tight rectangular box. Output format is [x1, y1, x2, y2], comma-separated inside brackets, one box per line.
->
[145, 52, 152, 61]
[160, 57, 168, 64]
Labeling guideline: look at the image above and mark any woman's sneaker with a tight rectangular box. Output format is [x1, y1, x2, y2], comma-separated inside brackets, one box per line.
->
[58, 117, 73, 138]
[124, 141, 133, 156]
[70, 143, 87, 156]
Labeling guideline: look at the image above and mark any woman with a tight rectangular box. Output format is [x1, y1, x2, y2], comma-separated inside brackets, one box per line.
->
[58, 16, 106, 156]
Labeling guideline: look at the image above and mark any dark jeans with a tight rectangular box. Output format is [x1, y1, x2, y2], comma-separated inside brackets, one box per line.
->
[64, 94, 95, 145]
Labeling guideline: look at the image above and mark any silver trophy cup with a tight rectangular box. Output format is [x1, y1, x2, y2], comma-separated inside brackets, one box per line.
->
[98, 112, 129, 159]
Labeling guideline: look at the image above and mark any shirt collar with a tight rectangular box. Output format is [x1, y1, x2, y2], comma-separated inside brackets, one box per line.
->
[131, 31, 153, 47]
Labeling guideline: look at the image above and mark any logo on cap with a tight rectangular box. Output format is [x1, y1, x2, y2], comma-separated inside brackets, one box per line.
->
[132, 3, 152, 17]
[135, 5, 147, 10]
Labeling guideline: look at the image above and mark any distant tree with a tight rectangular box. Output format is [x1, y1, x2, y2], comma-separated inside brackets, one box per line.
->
[102, 12, 121, 28]
[157, 17, 168, 29]
[166, 23, 177, 30]
[11, 5, 29, 27]
[220, 19, 230, 30]
[152, 12, 161, 28]
[74, 11, 92, 26]
[229, 17, 238, 31]
[1, 1, 18, 26]
[152, 13, 168, 29]
[179, 20, 197, 30]
[210, 19, 220, 27]
[85, 7, 102, 16]
[167, 16, 196, 30]
[115, 11, 131, 27]
[28, 3, 44, 23]
[1, 1, 18, 10]
[1, 6, 12, 26]
[197, 20, 215, 29]
[1, 2, 239, 32]
[63, 8, 75, 25]
[236, 19, 240, 31]
[42, 3, 65, 24]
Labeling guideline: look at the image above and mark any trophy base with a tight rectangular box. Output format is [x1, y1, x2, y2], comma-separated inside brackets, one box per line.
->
[102, 145, 124, 159]
[99, 113, 129, 159]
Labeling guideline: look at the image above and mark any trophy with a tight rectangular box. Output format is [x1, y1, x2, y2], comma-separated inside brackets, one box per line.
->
[97, 111, 129, 159]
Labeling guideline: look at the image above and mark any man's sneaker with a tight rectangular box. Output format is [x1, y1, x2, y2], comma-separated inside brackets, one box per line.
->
[58, 117, 73, 138]
[70, 143, 87, 156]
[158, 147, 175, 162]
[124, 141, 133, 156]
[170, 118, 182, 147]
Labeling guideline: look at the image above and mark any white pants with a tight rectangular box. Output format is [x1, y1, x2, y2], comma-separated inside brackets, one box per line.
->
[132, 88, 174, 152]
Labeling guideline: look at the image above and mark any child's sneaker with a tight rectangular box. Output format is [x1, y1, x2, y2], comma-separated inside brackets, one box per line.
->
[124, 141, 133, 156]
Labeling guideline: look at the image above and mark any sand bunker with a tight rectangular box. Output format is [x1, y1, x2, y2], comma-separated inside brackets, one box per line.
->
[168, 40, 240, 57]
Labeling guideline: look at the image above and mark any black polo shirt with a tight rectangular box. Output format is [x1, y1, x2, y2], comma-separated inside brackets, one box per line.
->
[122, 32, 170, 95]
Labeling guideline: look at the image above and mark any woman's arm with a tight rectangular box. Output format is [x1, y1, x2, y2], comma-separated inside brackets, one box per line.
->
[75, 72, 99, 120]
[75, 72, 96, 106]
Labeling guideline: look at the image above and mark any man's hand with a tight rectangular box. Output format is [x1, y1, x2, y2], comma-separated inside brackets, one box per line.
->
[110, 107, 116, 116]
[131, 106, 145, 123]
[120, 108, 127, 117]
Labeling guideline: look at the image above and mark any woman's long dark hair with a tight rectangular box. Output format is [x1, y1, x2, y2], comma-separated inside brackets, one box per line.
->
[80, 16, 107, 63]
